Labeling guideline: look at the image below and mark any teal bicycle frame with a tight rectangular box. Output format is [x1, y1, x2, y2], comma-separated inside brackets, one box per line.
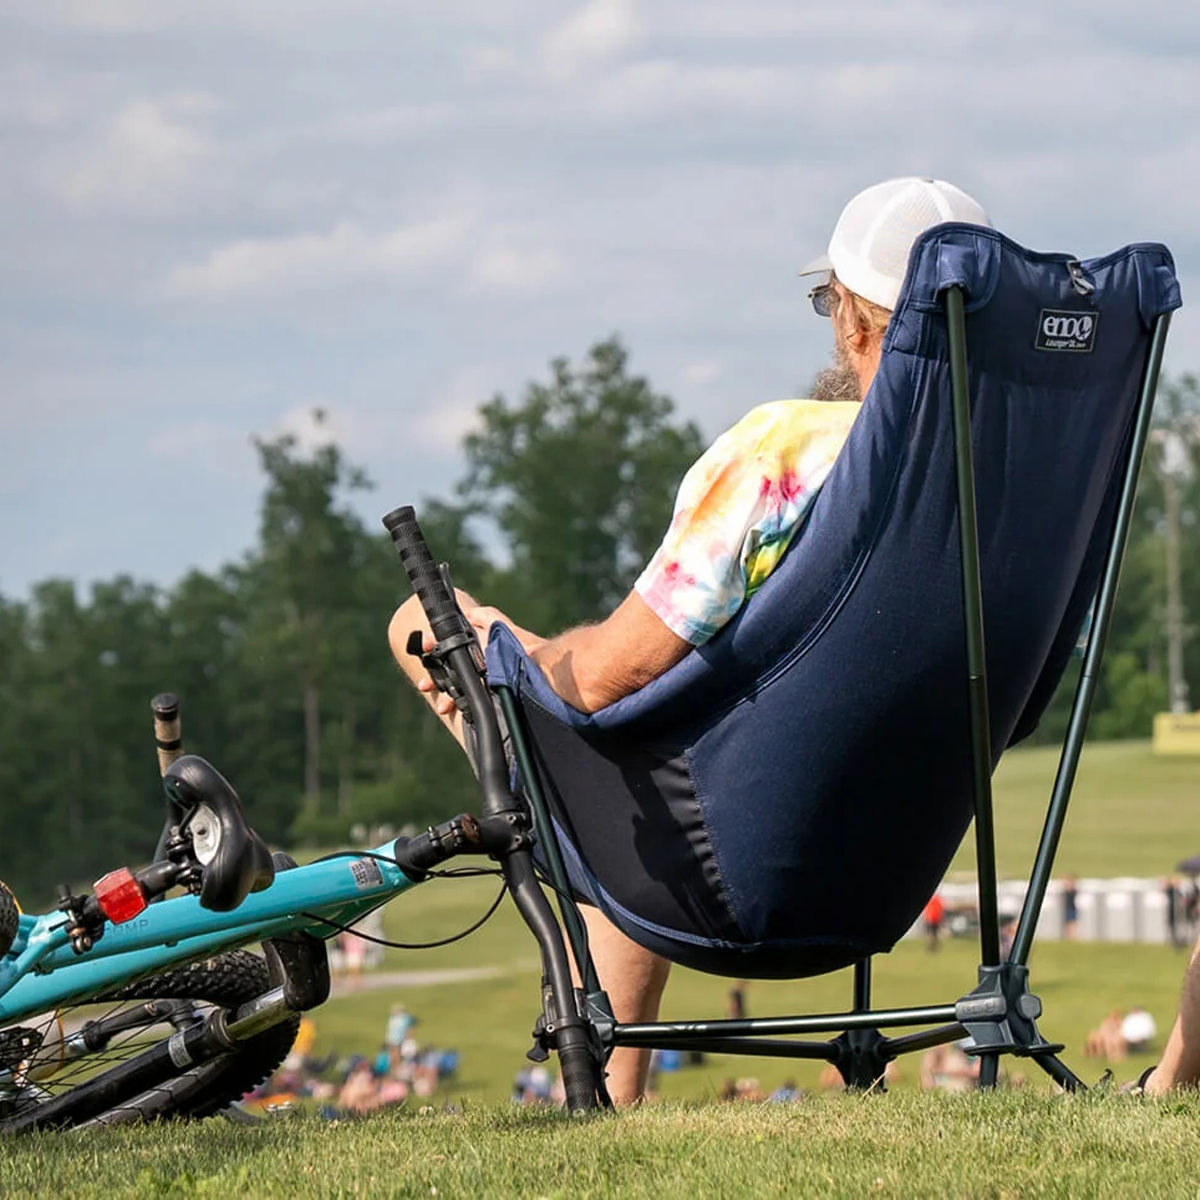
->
[0, 844, 416, 1023]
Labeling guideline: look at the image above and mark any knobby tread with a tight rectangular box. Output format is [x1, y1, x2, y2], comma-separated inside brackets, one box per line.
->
[92, 950, 299, 1126]
[8, 950, 298, 1130]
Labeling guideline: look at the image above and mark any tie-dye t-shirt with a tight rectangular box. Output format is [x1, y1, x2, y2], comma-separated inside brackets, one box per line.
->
[635, 398, 861, 645]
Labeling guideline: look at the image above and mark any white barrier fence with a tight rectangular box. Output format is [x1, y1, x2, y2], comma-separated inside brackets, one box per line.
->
[915, 878, 1196, 945]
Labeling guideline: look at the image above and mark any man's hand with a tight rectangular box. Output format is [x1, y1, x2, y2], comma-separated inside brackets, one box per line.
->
[402, 591, 544, 721]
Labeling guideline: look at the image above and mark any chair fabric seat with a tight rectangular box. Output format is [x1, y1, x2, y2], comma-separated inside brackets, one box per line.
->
[486, 225, 1181, 979]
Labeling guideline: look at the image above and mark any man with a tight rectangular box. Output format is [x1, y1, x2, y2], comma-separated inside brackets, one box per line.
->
[390, 177, 991, 1104]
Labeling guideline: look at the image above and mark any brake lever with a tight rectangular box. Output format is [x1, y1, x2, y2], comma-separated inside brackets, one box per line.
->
[405, 563, 486, 718]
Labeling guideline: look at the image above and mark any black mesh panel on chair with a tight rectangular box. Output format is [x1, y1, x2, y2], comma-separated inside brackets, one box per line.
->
[520, 699, 742, 946]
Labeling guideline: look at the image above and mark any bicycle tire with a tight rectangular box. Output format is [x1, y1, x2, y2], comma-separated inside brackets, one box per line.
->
[1, 950, 298, 1131]
[0, 883, 17, 960]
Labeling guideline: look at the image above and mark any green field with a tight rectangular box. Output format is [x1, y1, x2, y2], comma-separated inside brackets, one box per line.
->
[952, 739, 1200, 880]
[307, 890, 1182, 1108]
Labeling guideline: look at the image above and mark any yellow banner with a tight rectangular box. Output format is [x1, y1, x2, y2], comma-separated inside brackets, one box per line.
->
[1153, 712, 1200, 755]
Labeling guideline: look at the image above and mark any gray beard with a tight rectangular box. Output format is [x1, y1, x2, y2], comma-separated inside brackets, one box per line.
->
[809, 340, 861, 403]
[809, 362, 861, 403]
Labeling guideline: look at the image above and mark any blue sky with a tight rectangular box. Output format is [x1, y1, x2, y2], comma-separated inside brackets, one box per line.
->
[2, 0, 1198, 599]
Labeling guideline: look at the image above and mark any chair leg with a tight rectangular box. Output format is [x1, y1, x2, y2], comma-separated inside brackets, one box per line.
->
[853, 958, 872, 1011]
[978, 1053, 1000, 1089]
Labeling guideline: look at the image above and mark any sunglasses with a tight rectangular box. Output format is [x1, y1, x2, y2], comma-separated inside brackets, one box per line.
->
[808, 282, 839, 318]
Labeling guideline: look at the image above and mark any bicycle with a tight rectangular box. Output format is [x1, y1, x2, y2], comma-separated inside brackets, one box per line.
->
[0, 506, 612, 1132]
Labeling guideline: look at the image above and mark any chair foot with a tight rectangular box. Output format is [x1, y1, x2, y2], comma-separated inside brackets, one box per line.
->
[830, 1027, 893, 1091]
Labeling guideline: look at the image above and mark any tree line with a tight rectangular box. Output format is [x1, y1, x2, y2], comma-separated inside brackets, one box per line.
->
[0, 339, 1196, 903]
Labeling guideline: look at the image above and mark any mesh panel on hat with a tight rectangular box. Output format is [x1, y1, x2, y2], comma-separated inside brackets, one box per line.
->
[867, 190, 948, 281]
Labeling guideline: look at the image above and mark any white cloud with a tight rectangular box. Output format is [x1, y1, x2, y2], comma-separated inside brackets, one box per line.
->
[145, 419, 262, 486]
[540, 0, 645, 77]
[467, 246, 568, 294]
[408, 366, 497, 453]
[165, 217, 468, 297]
[413, 402, 483, 453]
[41, 97, 213, 213]
[262, 392, 483, 462]
[9, 0, 544, 33]
[165, 214, 571, 301]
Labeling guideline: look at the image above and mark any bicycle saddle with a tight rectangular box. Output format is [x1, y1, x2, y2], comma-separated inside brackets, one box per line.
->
[162, 756, 276, 912]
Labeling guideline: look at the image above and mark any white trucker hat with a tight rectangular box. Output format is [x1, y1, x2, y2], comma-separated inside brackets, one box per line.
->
[799, 177, 991, 310]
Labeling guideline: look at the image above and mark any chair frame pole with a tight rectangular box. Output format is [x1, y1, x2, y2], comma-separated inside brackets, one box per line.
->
[1010, 311, 1173, 966]
[497, 684, 602, 996]
[944, 286, 1001, 968]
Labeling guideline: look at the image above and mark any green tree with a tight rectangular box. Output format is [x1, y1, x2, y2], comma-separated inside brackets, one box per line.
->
[459, 336, 705, 633]
[242, 412, 373, 827]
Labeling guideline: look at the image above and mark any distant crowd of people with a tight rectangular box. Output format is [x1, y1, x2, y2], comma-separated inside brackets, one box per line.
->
[243, 1004, 460, 1118]
[718, 1076, 803, 1103]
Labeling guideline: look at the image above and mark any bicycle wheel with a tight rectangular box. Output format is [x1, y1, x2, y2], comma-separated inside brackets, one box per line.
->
[0, 883, 17, 960]
[0, 949, 298, 1131]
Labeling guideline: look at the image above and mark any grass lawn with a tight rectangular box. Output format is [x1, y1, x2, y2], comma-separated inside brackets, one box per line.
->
[6, 1091, 1200, 1198]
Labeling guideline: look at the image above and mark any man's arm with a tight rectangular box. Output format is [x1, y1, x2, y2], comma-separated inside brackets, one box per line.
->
[399, 587, 688, 726]
[528, 591, 692, 713]
[465, 590, 692, 714]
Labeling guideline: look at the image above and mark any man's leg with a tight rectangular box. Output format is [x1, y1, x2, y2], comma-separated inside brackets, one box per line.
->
[389, 596, 671, 1104]
[578, 906, 671, 1105]
[1144, 932, 1200, 1093]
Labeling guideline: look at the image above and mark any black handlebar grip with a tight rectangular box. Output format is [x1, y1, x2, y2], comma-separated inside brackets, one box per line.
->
[151, 692, 183, 778]
[382, 506, 464, 643]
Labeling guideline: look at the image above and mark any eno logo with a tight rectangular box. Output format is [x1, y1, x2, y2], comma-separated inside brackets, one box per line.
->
[1035, 308, 1099, 353]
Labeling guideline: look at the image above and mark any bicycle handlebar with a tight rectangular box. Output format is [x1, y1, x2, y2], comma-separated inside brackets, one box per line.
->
[382, 505, 467, 645]
[382, 506, 510, 811]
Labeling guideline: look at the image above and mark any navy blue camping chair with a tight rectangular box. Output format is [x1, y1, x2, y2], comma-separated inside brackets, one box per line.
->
[485, 224, 1181, 1090]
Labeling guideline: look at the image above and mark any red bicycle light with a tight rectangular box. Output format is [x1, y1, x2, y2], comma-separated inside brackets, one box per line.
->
[93, 868, 147, 924]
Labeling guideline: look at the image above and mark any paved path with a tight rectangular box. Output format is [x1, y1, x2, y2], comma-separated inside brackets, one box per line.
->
[328, 964, 516, 998]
